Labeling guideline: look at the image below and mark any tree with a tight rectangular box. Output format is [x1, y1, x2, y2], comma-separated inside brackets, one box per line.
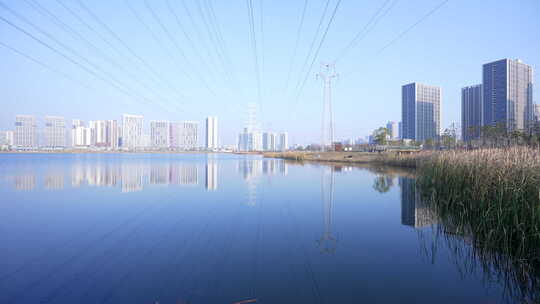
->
[373, 127, 389, 145]
[441, 128, 457, 148]
[373, 176, 393, 193]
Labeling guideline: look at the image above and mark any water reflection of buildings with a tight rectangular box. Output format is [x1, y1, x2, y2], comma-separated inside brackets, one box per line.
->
[205, 158, 218, 191]
[121, 163, 145, 193]
[44, 173, 64, 190]
[238, 158, 288, 206]
[14, 174, 36, 191]
[11, 161, 204, 193]
[399, 177, 437, 228]
[170, 164, 198, 186]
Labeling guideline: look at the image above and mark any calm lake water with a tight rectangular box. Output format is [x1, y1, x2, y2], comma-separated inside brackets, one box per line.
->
[0, 153, 524, 303]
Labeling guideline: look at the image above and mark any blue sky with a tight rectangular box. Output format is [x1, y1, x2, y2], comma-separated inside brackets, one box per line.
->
[0, 0, 539, 145]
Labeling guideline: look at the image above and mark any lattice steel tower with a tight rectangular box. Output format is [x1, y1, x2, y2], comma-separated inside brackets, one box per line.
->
[317, 63, 337, 152]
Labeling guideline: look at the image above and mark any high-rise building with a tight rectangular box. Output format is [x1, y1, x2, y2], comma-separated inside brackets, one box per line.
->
[150, 120, 170, 149]
[398, 122, 402, 139]
[262, 132, 277, 151]
[205, 116, 218, 149]
[536, 104, 540, 121]
[90, 120, 119, 149]
[238, 128, 262, 151]
[169, 121, 198, 150]
[121, 114, 143, 150]
[401, 83, 441, 142]
[71, 120, 91, 148]
[0, 132, 6, 147]
[43, 116, 66, 149]
[461, 84, 483, 141]
[386, 121, 399, 140]
[279, 132, 289, 151]
[0, 130, 14, 147]
[14, 115, 37, 149]
[483, 59, 534, 131]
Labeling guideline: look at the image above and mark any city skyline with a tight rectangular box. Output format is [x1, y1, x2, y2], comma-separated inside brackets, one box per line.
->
[0, 1, 538, 145]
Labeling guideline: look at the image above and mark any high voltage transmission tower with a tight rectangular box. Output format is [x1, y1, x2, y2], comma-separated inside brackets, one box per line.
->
[317, 63, 337, 152]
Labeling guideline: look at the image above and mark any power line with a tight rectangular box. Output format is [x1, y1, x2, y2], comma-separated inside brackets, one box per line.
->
[124, 0, 216, 97]
[294, 0, 342, 101]
[377, 0, 449, 54]
[165, 0, 220, 85]
[2, 1, 183, 115]
[203, 0, 234, 73]
[0, 14, 159, 110]
[59, 0, 190, 105]
[334, 0, 398, 62]
[291, 0, 331, 96]
[341, 0, 449, 78]
[0, 40, 95, 92]
[0, 2, 139, 97]
[258, 0, 265, 102]
[204, 0, 245, 99]
[23, 0, 182, 113]
[143, 0, 218, 96]
[246, 0, 262, 104]
[193, 0, 230, 82]
[179, 0, 225, 80]
[284, 0, 309, 93]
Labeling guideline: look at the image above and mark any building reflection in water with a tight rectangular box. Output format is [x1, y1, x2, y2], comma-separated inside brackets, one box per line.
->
[205, 156, 218, 191]
[238, 158, 288, 206]
[171, 164, 199, 186]
[44, 171, 64, 190]
[399, 176, 437, 228]
[318, 166, 337, 254]
[14, 174, 36, 191]
[9, 157, 289, 195]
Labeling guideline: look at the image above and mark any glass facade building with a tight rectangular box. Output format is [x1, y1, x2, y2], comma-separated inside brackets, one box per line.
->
[461, 85, 483, 141]
[482, 59, 534, 131]
[401, 83, 441, 142]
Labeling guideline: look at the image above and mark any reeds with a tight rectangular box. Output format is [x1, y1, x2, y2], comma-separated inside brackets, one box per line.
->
[414, 147, 540, 301]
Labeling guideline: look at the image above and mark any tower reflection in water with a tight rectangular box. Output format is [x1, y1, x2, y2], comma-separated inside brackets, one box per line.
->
[237, 157, 288, 206]
[318, 166, 337, 254]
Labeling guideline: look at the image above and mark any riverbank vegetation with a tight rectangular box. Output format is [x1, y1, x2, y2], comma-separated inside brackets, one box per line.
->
[413, 147, 540, 301]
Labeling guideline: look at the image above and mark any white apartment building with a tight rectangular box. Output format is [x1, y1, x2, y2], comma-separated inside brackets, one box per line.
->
[0, 130, 14, 147]
[14, 115, 37, 149]
[279, 132, 289, 151]
[44, 116, 66, 149]
[262, 132, 277, 151]
[238, 128, 262, 152]
[205, 116, 218, 149]
[150, 120, 170, 149]
[121, 114, 143, 150]
[170, 121, 198, 150]
[89, 120, 119, 149]
[386, 121, 399, 140]
[71, 120, 92, 148]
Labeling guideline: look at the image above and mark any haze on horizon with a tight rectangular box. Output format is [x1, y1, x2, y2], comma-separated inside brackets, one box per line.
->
[0, 0, 538, 145]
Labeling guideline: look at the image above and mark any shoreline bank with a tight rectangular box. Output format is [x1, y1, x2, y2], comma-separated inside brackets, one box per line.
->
[263, 151, 420, 168]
